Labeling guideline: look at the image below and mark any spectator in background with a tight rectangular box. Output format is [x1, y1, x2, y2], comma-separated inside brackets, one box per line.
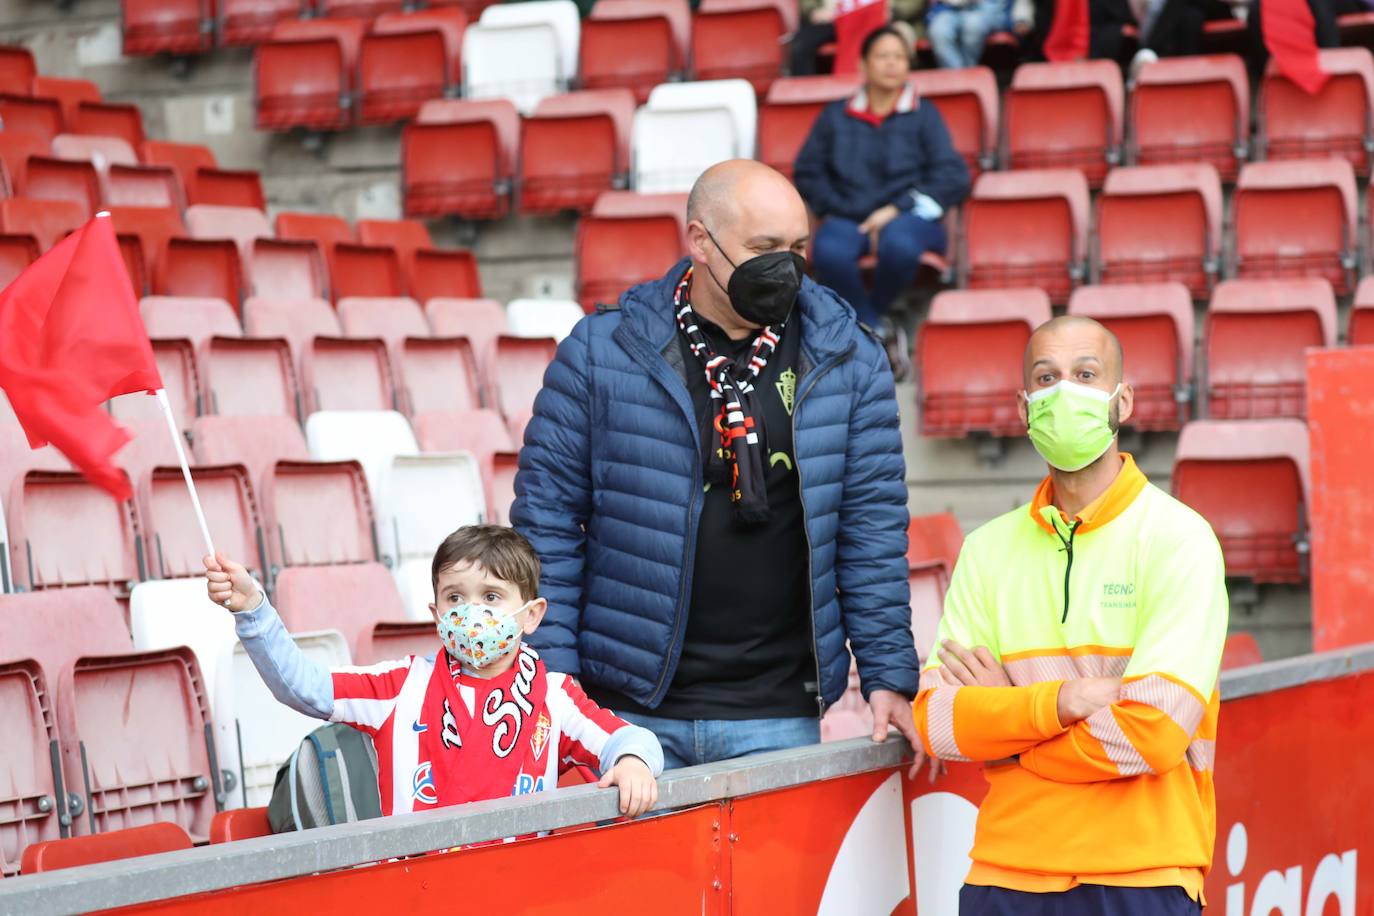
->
[794, 26, 970, 378]
[791, 0, 928, 76]
[927, 0, 1032, 68]
[512, 159, 925, 772]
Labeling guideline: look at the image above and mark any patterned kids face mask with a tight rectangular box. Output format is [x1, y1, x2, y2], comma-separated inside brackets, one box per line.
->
[436, 601, 532, 669]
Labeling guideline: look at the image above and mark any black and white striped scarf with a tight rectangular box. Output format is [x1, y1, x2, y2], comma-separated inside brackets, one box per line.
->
[673, 266, 785, 528]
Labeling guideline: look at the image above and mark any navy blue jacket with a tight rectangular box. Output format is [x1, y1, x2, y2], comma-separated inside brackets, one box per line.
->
[510, 259, 920, 711]
[794, 96, 971, 223]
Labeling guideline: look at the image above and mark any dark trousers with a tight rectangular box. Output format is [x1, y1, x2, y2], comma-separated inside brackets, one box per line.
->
[812, 212, 947, 327]
[960, 884, 1202, 916]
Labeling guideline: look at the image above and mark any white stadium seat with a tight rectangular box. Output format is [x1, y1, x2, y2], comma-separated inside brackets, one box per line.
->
[506, 298, 584, 342]
[304, 409, 420, 502]
[385, 453, 486, 618]
[633, 79, 757, 192]
[478, 1, 580, 87]
[130, 578, 238, 715]
[464, 1, 580, 113]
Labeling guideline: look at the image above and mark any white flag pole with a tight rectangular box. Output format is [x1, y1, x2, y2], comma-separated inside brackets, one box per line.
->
[153, 388, 216, 559]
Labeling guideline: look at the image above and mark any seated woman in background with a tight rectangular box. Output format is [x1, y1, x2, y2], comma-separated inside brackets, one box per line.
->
[794, 25, 970, 378]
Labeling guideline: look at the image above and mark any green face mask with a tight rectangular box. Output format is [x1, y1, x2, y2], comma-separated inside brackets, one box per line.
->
[1024, 380, 1121, 472]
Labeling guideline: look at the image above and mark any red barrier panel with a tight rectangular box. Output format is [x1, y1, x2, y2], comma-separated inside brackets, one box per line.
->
[1309, 347, 1374, 650]
[108, 666, 1373, 915]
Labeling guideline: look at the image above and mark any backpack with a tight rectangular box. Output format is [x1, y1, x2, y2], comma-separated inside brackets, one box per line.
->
[268, 723, 383, 833]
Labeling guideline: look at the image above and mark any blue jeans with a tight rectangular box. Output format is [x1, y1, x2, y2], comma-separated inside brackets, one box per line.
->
[812, 211, 947, 328]
[615, 711, 820, 769]
[927, 0, 1006, 69]
[960, 884, 1202, 915]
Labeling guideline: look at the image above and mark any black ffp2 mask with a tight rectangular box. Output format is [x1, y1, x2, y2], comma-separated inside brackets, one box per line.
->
[705, 229, 806, 327]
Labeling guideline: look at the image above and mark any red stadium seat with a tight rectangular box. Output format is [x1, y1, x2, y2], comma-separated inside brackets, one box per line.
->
[139, 295, 240, 348]
[140, 463, 262, 580]
[273, 562, 407, 659]
[492, 335, 557, 420]
[757, 75, 856, 179]
[909, 66, 999, 180]
[0, 45, 36, 93]
[122, 0, 213, 56]
[357, 621, 436, 665]
[575, 190, 687, 311]
[0, 659, 62, 877]
[410, 248, 483, 302]
[402, 98, 519, 219]
[6, 470, 142, 595]
[260, 459, 377, 570]
[106, 204, 186, 279]
[191, 167, 266, 210]
[691, 0, 792, 93]
[413, 409, 513, 495]
[251, 238, 327, 301]
[219, 0, 302, 46]
[209, 807, 272, 844]
[917, 288, 1052, 438]
[426, 297, 507, 369]
[487, 450, 518, 524]
[200, 336, 301, 420]
[0, 588, 131, 703]
[302, 337, 398, 413]
[317, 0, 403, 21]
[0, 394, 70, 495]
[242, 295, 343, 362]
[55, 652, 216, 840]
[1067, 282, 1194, 431]
[1350, 276, 1374, 347]
[21, 823, 195, 873]
[1004, 60, 1123, 186]
[19, 156, 101, 218]
[358, 8, 468, 125]
[190, 414, 310, 489]
[0, 233, 38, 290]
[337, 295, 429, 352]
[276, 210, 354, 248]
[1130, 54, 1249, 182]
[185, 203, 272, 264]
[1205, 278, 1336, 420]
[961, 169, 1089, 304]
[1260, 48, 1374, 175]
[1230, 159, 1356, 295]
[0, 95, 63, 143]
[1173, 418, 1310, 583]
[111, 415, 182, 484]
[0, 130, 49, 190]
[329, 242, 404, 301]
[49, 134, 139, 171]
[580, 0, 691, 102]
[110, 338, 201, 432]
[140, 140, 216, 201]
[1094, 163, 1222, 297]
[105, 163, 186, 210]
[400, 337, 484, 414]
[254, 18, 367, 132]
[70, 101, 146, 150]
[0, 198, 84, 252]
[157, 237, 244, 309]
[30, 76, 101, 127]
[1221, 632, 1264, 670]
[906, 513, 963, 657]
[519, 89, 636, 214]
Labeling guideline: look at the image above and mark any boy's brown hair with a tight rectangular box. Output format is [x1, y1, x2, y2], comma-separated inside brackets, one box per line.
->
[430, 525, 541, 601]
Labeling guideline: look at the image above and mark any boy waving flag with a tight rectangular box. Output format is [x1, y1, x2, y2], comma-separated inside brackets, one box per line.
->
[0, 212, 162, 500]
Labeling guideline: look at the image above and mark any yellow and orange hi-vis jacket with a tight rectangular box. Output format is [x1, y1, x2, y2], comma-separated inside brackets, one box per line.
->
[913, 454, 1228, 901]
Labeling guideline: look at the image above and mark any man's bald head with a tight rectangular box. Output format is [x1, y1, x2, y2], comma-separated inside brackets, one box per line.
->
[1023, 315, 1124, 389]
[686, 159, 807, 234]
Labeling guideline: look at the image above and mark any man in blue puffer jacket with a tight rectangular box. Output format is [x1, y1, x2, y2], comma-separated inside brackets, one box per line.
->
[511, 160, 924, 771]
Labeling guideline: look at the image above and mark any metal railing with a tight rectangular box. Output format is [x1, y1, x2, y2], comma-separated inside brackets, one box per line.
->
[3, 640, 1372, 916]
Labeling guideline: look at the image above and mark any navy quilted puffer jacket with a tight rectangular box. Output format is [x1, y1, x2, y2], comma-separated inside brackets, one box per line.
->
[510, 259, 920, 711]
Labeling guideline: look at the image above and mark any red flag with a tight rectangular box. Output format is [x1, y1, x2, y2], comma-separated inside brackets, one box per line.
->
[1044, 0, 1091, 61]
[834, 0, 890, 75]
[1262, 0, 1330, 95]
[0, 213, 162, 500]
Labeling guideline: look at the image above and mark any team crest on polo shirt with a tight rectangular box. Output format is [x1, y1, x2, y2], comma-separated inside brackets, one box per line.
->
[530, 712, 552, 761]
[776, 368, 796, 416]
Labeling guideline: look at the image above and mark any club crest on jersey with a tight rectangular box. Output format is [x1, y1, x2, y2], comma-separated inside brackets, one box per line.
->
[411, 762, 437, 805]
[482, 646, 539, 758]
[530, 712, 551, 761]
[441, 698, 461, 749]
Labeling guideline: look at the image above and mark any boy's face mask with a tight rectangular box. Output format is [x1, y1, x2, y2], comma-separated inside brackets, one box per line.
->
[1024, 380, 1122, 472]
[436, 600, 532, 669]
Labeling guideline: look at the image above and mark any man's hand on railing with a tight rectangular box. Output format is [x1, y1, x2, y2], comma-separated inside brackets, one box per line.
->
[869, 689, 940, 781]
